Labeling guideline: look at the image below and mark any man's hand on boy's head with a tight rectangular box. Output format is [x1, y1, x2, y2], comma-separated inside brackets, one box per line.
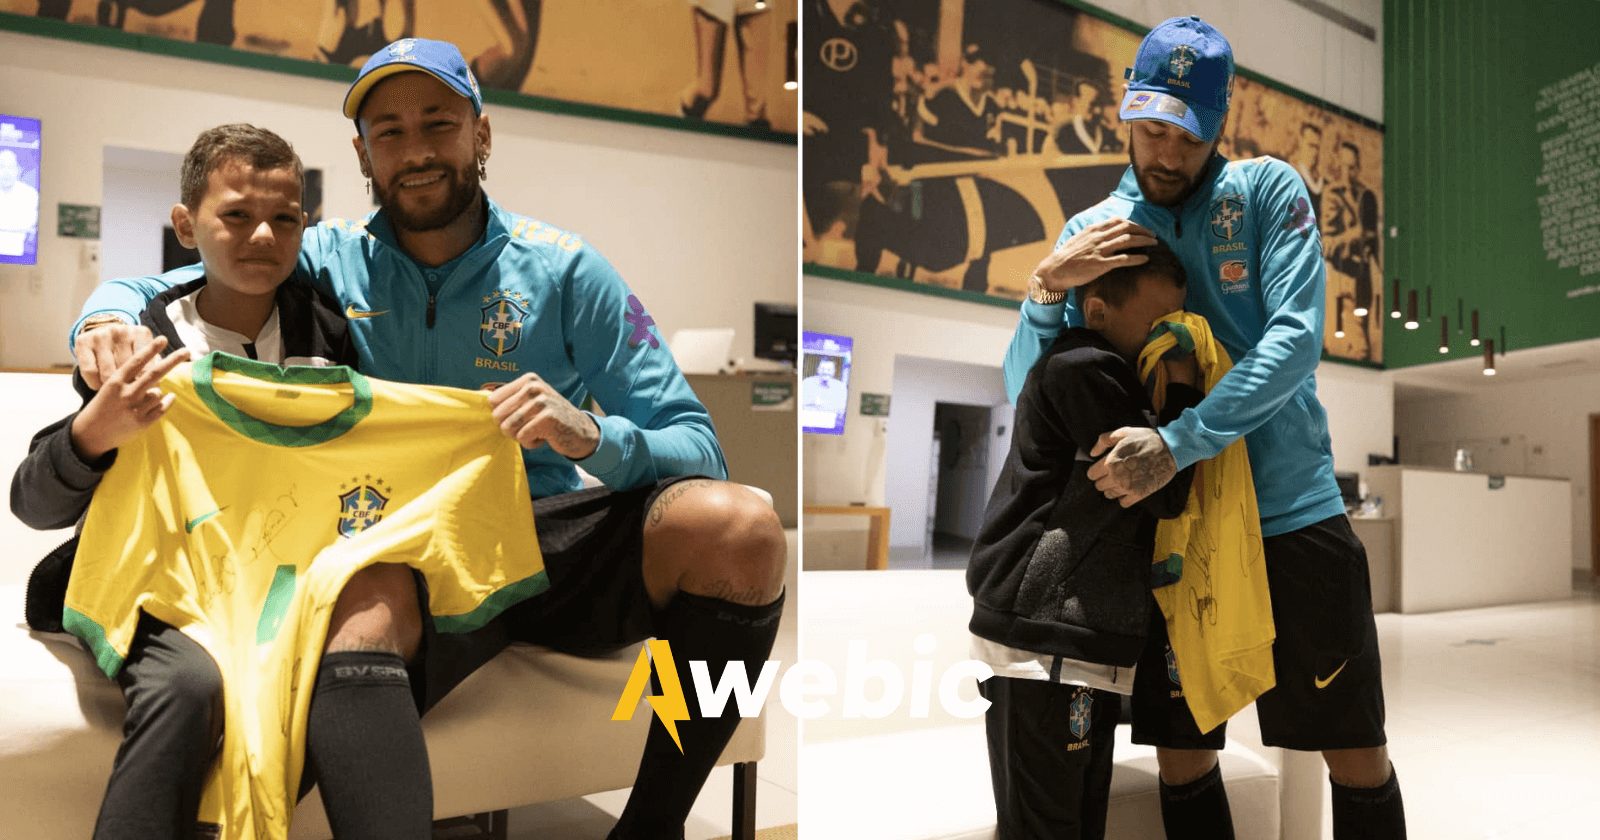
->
[1032, 218, 1158, 294]
[76, 323, 157, 391]
[1087, 427, 1177, 508]
[488, 372, 601, 460]
[69, 337, 192, 462]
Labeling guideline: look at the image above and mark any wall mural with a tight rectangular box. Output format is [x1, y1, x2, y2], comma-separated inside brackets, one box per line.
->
[802, 0, 1384, 364]
[6, 0, 798, 136]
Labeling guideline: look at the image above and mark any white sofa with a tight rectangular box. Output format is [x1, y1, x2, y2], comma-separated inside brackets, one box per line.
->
[800, 569, 1324, 840]
[0, 371, 766, 840]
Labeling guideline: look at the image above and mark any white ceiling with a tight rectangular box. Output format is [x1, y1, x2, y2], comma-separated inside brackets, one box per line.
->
[1390, 336, 1600, 402]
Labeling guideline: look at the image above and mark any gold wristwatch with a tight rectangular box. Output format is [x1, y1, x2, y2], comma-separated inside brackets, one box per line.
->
[1028, 275, 1067, 306]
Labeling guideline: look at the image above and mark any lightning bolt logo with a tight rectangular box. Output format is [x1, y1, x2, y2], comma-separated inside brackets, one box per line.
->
[612, 639, 690, 753]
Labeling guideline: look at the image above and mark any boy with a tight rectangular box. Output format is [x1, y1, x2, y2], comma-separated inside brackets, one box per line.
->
[966, 240, 1201, 840]
[9, 123, 354, 839]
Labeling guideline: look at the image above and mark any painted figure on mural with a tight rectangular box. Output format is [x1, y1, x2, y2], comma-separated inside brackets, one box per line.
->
[314, 0, 539, 88]
[95, 0, 235, 46]
[1326, 140, 1381, 349]
[681, 0, 771, 128]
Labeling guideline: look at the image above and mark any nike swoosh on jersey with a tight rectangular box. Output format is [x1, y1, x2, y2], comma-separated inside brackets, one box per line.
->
[188, 505, 227, 531]
[1313, 659, 1349, 690]
[344, 305, 390, 319]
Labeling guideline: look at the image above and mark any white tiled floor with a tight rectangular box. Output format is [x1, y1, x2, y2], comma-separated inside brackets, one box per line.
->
[1327, 574, 1600, 839]
[502, 562, 1599, 839]
[506, 531, 800, 840]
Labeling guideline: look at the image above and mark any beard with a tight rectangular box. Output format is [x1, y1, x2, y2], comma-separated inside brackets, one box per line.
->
[374, 159, 480, 232]
[1128, 136, 1217, 208]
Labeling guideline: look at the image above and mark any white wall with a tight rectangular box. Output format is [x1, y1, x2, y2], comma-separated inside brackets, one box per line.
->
[1395, 372, 1600, 572]
[100, 153, 182, 288]
[1090, 0, 1383, 122]
[0, 29, 795, 369]
[802, 276, 1018, 508]
[1317, 361, 1395, 480]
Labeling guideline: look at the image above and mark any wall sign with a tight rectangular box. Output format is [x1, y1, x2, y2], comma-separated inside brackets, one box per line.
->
[57, 203, 99, 239]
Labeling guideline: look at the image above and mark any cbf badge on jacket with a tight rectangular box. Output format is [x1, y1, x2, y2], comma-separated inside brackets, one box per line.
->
[480, 290, 530, 357]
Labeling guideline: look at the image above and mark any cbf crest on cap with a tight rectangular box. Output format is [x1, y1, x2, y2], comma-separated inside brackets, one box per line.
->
[1119, 16, 1233, 142]
[342, 38, 484, 120]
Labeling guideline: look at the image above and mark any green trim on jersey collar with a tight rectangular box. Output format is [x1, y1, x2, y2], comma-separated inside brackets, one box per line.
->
[192, 352, 373, 447]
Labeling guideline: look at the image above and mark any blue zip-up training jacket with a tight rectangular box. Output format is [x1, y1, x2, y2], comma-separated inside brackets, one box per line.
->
[72, 198, 728, 499]
[1004, 154, 1342, 537]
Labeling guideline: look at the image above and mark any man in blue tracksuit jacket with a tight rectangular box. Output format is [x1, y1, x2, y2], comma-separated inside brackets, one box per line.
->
[1006, 18, 1405, 840]
[68, 39, 785, 840]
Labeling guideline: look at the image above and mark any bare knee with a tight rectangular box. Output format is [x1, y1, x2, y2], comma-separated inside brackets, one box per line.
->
[643, 480, 787, 607]
[1324, 746, 1392, 788]
[1156, 747, 1220, 786]
[326, 563, 422, 660]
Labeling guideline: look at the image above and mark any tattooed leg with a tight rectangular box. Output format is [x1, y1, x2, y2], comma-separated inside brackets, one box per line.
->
[640, 480, 786, 608]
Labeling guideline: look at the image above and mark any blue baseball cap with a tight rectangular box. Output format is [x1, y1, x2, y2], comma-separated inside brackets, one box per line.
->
[1119, 16, 1233, 142]
[342, 38, 484, 120]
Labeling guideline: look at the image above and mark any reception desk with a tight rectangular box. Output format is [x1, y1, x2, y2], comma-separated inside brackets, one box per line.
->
[686, 372, 798, 528]
[1363, 466, 1571, 613]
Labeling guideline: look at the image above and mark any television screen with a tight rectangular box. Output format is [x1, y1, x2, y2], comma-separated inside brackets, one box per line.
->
[754, 302, 796, 363]
[0, 115, 41, 266]
[801, 331, 852, 435]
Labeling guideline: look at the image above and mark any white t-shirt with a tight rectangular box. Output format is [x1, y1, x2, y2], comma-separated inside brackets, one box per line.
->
[165, 287, 284, 363]
[969, 633, 1137, 695]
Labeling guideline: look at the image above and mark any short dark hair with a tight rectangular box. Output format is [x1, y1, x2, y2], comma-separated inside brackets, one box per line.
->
[180, 123, 304, 210]
[1339, 140, 1360, 164]
[1300, 122, 1322, 137]
[1080, 239, 1186, 308]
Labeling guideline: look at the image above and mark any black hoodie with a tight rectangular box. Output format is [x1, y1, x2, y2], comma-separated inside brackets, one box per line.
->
[967, 327, 1201, 668]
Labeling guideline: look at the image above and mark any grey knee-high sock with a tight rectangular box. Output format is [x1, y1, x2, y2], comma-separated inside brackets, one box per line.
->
[305, 651, 432, 840]
[1332, 768, 1406, 840]
[609, 590, 785, 840]
[1159, 762, 1236, 840]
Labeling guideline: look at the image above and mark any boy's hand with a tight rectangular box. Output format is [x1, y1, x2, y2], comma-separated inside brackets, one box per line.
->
[1163, 354, 1199, 387]
[76, 323, 156, 391]
[488, 373, 601, 460]
[69, 337, 191, 462]
[1088, 427, 1177, 508]
[1032, 218, 1157, 294]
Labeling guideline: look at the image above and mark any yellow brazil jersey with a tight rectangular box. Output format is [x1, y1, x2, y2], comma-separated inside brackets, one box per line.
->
[63, 352, 548, 840]
[1138, 313, 1275, 735]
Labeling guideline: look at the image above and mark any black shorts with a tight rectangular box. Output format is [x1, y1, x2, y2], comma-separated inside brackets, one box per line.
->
[980, 677, 1121, 840]
[1131, 514, 1388, 752]
[411, 475, 702, 713]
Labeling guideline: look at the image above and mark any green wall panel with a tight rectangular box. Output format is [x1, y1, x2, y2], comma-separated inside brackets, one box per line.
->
[1384, 0, 1600, 368]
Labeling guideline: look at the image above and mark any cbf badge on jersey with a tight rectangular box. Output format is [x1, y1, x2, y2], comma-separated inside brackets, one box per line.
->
[480, 290, 530, 357]
[337, 477, 393, 538]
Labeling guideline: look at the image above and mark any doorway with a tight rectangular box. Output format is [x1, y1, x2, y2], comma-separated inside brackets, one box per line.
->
[929, 402, 999, 568]
[883, 355, 1011, 567]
